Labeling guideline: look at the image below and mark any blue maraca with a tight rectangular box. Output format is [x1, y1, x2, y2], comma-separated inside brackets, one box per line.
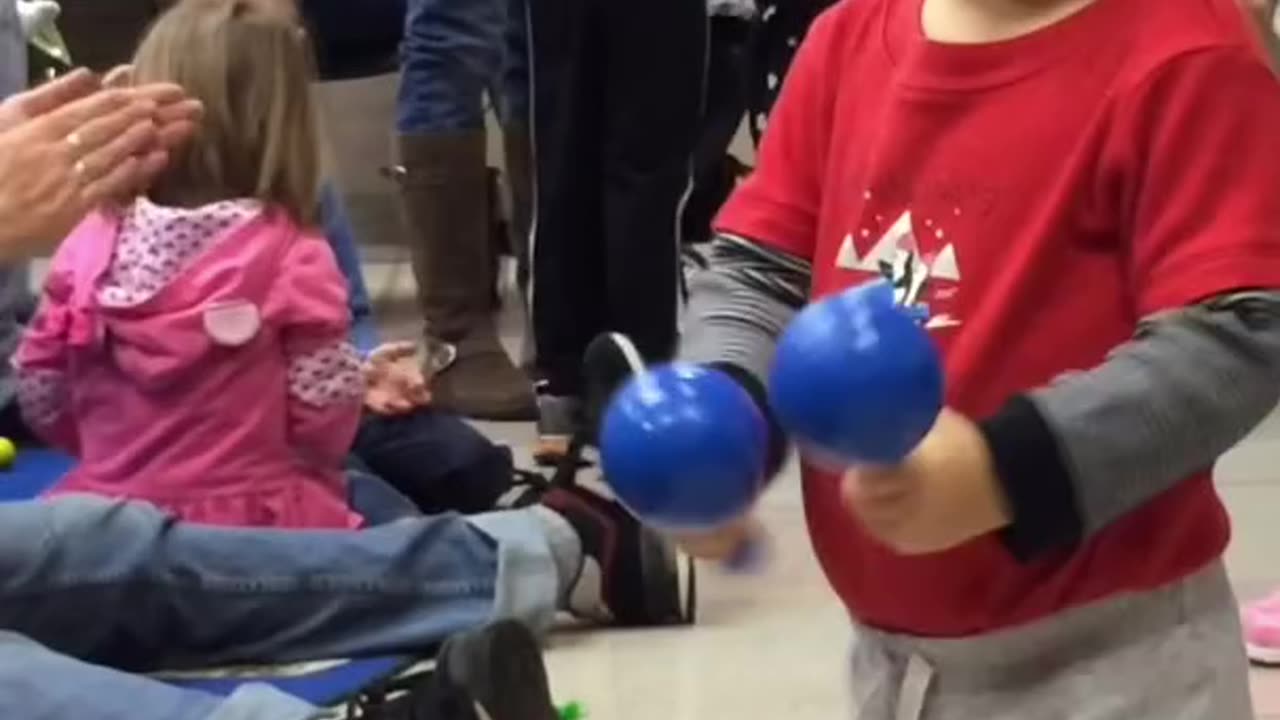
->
[600, 362, 768, 530]
[769, 279, 943, 466]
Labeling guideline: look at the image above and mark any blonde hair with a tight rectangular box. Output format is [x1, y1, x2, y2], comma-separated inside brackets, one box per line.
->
[133, 0, 321, 224]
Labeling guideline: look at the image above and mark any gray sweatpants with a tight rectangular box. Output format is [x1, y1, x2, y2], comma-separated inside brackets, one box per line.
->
[850, 562, 1251, 720]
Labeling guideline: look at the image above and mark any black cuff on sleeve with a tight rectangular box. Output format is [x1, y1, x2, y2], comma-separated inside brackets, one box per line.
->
[980, 395, 1084, 562]
[709, 362, 791, 480]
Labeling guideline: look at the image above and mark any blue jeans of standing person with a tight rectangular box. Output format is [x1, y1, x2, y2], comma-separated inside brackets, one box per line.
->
[320, 183, 380, 355]
[397, 0, 530, 132]
[0, 495, 563, 719]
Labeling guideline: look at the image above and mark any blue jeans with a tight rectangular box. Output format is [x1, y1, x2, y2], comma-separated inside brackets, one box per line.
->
[353, 410, 514, 516]
[397, 0, 530, 132]
[0, 496, 561, 719]
[347, 462, 423, 525]
[320, 183, 380, 356]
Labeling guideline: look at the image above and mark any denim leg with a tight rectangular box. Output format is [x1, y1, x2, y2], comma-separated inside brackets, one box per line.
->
[495, 0, 531, 128]
[352, 410, 513, 515]
[0, 495, 559, 671]
[0, 631, 317, 720]
[466, 510, 561, 634]
[346, 459, 423, 525]
[397, 0, 506, 132]
[320, 183, 380, 355]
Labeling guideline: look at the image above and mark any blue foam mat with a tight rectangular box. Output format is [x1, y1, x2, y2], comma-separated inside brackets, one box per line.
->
[0, 447, 425, 706]
[0, 448, 73, 500]
[156, 655, 423, 705]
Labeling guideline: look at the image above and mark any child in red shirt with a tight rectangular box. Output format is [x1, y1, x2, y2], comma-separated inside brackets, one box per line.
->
[677, 0, 1280, 716]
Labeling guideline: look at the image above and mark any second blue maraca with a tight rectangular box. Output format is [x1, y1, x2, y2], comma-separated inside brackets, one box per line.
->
[769, 279, 944, 466]
[600, 363, 768, 530]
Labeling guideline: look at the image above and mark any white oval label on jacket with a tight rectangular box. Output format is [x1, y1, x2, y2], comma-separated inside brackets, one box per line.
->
[203, 301, 261, 347]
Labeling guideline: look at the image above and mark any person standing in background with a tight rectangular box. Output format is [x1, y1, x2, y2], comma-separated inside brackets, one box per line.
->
[681, 0, 837, 251]
[526, 0, 706, 458]
[394, 0, 537, 421]
[744, 0, 836, 143]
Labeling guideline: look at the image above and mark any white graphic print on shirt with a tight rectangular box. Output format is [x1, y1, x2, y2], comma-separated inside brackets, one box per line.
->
[836, 210, 963, 330]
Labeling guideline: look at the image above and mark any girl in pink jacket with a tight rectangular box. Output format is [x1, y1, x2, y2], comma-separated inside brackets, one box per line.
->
[13, 0, 365, 529]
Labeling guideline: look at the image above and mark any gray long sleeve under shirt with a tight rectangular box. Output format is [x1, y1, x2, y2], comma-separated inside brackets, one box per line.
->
[679, 234, 1280, 558]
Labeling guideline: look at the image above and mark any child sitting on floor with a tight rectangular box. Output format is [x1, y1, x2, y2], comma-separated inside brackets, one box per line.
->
[13, 0, 365, 528]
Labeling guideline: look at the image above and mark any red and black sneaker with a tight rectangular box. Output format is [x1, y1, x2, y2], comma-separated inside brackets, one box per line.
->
[541, 480, 696, 627]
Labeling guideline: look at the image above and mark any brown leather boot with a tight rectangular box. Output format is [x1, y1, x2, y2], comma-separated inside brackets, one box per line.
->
[396, 131, 537, 421]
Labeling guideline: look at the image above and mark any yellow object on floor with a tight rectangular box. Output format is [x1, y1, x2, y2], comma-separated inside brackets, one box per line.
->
[0, 437, 17, 469]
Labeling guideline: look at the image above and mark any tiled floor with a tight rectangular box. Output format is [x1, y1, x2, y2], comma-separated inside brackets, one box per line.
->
[373, 267, 1280, 718]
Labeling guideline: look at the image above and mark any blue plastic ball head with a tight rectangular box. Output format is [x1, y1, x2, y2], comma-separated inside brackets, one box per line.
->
[769, 279, 944, 467]
[599, 363, 769, 531]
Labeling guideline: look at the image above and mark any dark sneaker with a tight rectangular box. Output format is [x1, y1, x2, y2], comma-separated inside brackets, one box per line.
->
[534, 331, 642, 467]
[580, 332, 646, 447]
[355, 621, 558, 720]
[540, 481, 696, 627]
[438, 620, 559, 720]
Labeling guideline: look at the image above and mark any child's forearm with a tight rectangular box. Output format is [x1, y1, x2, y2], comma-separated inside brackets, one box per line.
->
[989, 291, 1280, 559]
[14, 366, 79, 453]
[285, 338, 365, 467]
[679, 234, 809, 477]
[680, 234, 809, 382]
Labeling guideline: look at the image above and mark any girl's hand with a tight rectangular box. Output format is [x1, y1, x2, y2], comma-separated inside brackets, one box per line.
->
[363, 342, 432, 416]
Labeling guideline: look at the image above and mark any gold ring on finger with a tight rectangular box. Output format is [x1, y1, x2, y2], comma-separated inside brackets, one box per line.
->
[72, 159, 88, 180]
[65, 131, 84, 150]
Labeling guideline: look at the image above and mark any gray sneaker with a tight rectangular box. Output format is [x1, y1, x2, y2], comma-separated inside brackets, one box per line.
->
[533, 390, 580, 467]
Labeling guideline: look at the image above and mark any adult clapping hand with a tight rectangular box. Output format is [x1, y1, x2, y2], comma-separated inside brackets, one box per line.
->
[0, 69, 202, 261]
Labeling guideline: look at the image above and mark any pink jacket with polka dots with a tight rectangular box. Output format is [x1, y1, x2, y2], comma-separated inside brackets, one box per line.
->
[13, 199, 365, 529]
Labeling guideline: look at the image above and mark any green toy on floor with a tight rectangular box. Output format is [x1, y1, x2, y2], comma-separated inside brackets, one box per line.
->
[558, 702, 586, 720]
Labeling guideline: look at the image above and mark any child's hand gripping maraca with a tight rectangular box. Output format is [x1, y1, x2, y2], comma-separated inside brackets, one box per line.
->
[769, 279, 1011, 555]
[596, 338, 772, 570]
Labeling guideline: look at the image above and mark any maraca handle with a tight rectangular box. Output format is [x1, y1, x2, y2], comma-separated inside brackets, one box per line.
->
[721, 532, 768, 573]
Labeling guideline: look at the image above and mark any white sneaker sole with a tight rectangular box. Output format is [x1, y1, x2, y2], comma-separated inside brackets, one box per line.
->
[637, 525, 698, 626]
[1246, 641, 1280, 666]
